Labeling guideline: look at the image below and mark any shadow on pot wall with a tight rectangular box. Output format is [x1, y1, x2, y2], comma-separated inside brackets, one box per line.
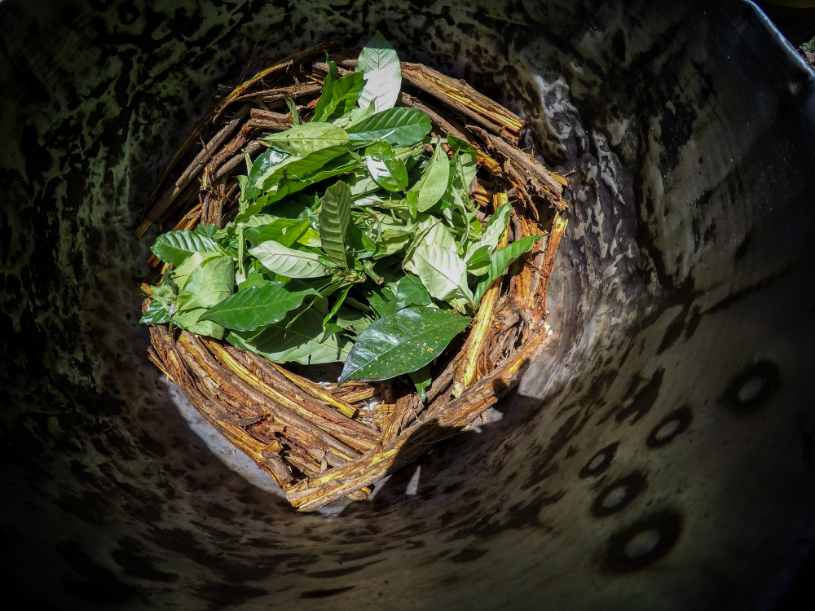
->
[1, 1, 814, 609]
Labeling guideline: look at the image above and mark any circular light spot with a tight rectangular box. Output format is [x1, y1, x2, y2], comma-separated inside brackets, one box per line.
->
[601, 485, 628, 510]
[579, 442, 619, 479]
[736, 376, 765, 403]
[719, 361, 780, 414]
[591, 471, 647, 517]
[647, 405, 692, 448]
[603, 509, 683, 573]
[623, 529, 660, 559]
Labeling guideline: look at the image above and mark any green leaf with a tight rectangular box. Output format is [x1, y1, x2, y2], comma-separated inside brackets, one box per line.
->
[465, 203, 511, 274]
[285, 96, 301, 125]
[407, 141, 450, 212]
[172, 254, 235, 339]
[249, 240, 332, 278]
[410, 366, 432, 402]
[339, 306, 470, 382]
[334, 307, 372, 334]
[246, 148, 290, 198]
[313, 62, 365, 122]
[242, 216, 310, 248]
[318, 181, 352, 268]
[365, 141, 408, 192]
[200, 281, 319, 332]
[262, 122, 348, 156]
[239, 149, 359, 219]
[228, 308, 350, 365]
[347, 107, 432, 146]
[150, 230, 220, 266]
[356, 32, 401, 112]
[473, 235, 542, 304]
[448, 135, 478, 191]
[140, 300, 172, 325]
[322, 284, 352, 329]
[404, 220, 472, 307]
[393, 274, 432, 309]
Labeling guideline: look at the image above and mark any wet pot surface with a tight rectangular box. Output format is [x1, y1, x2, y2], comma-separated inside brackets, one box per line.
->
[1, 1, 814, 610]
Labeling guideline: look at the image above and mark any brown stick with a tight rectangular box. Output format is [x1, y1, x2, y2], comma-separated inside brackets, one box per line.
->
[468, 125, 568, 213]
[211, 43, 331, 122]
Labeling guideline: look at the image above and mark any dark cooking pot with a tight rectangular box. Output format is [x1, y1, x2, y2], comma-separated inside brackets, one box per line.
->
[1, 1, 814, 609]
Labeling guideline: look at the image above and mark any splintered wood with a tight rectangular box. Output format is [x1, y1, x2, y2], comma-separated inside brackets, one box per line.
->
[140, 42, 568, 511]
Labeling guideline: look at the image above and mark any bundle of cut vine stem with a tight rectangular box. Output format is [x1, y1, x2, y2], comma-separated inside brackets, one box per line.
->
[139, 42, 568, 512]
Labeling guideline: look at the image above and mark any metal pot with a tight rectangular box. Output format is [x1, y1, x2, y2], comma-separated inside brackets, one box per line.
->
[1, 1, 813, 609]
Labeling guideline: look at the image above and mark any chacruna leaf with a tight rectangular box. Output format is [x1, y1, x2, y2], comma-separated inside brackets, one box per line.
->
[365, 141, 408, 192]
[318, 181, 352, 268]
[473, 235, 543, 304]
[201, 281, 318, 332]
[262, 122, 348, 156]
[249, 240, 332, 278]
[313, 62, 366, 122]
[404, 220, 472, 307]
[347, 107, 432, 146]
[356, 32, 402, 112]
[228, 308, 350, 365]
[407, 140, 450, 212]
[151, 230, 220, 266]
[339, 306, 470, 382]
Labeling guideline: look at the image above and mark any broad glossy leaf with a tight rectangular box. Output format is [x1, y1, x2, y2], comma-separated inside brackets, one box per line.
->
[347, 107, 432, 146]
[201, 281, 318, 331]
[319, 181, 352, 268]
[339, 306, 470, 382]
[407, 141, 450, 212]
[151, 230, 219, 266]
[250, 240, 331, 278]
[172, 254, 235, 339]
[473, 235, 542, 304]
[246, 148, 290, 197]
[263, 122, 348, 156]
[404, 220, 472, 306]
[242, 217, 310, 247]
[356, 33, 401, 112]
[365, 141, 408, 192]
[239, 149, 359, 219]
[228, 308, 350, 365]
[313, 62, 365, 121]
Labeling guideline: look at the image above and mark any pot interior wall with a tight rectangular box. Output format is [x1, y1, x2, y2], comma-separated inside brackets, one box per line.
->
[1, 1, 814, 609]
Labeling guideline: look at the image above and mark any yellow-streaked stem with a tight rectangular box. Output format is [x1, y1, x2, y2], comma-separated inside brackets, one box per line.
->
[452, 193, 510, 398]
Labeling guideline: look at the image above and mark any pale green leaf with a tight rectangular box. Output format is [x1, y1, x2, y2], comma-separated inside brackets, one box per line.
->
[473, 235, 542, 304]
[407, 141, 450, 212]
[249, 240, 332, 278]
[262, 122, 348, 155]
[365, 141, 408, 192]
[347, 107, 432, 146]
[404, 220, 472, 307]
[356, 32, 401, 112]
[150, 230, 219, 266]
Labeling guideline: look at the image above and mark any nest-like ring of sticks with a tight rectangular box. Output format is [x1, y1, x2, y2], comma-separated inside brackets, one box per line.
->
[140, 42, 568, 512]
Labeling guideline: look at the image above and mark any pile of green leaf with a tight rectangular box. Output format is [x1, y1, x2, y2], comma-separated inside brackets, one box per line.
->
[141, 36, 539, 390]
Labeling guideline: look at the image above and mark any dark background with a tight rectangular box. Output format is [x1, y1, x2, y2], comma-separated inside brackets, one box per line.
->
[756, 5, 815, 609]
